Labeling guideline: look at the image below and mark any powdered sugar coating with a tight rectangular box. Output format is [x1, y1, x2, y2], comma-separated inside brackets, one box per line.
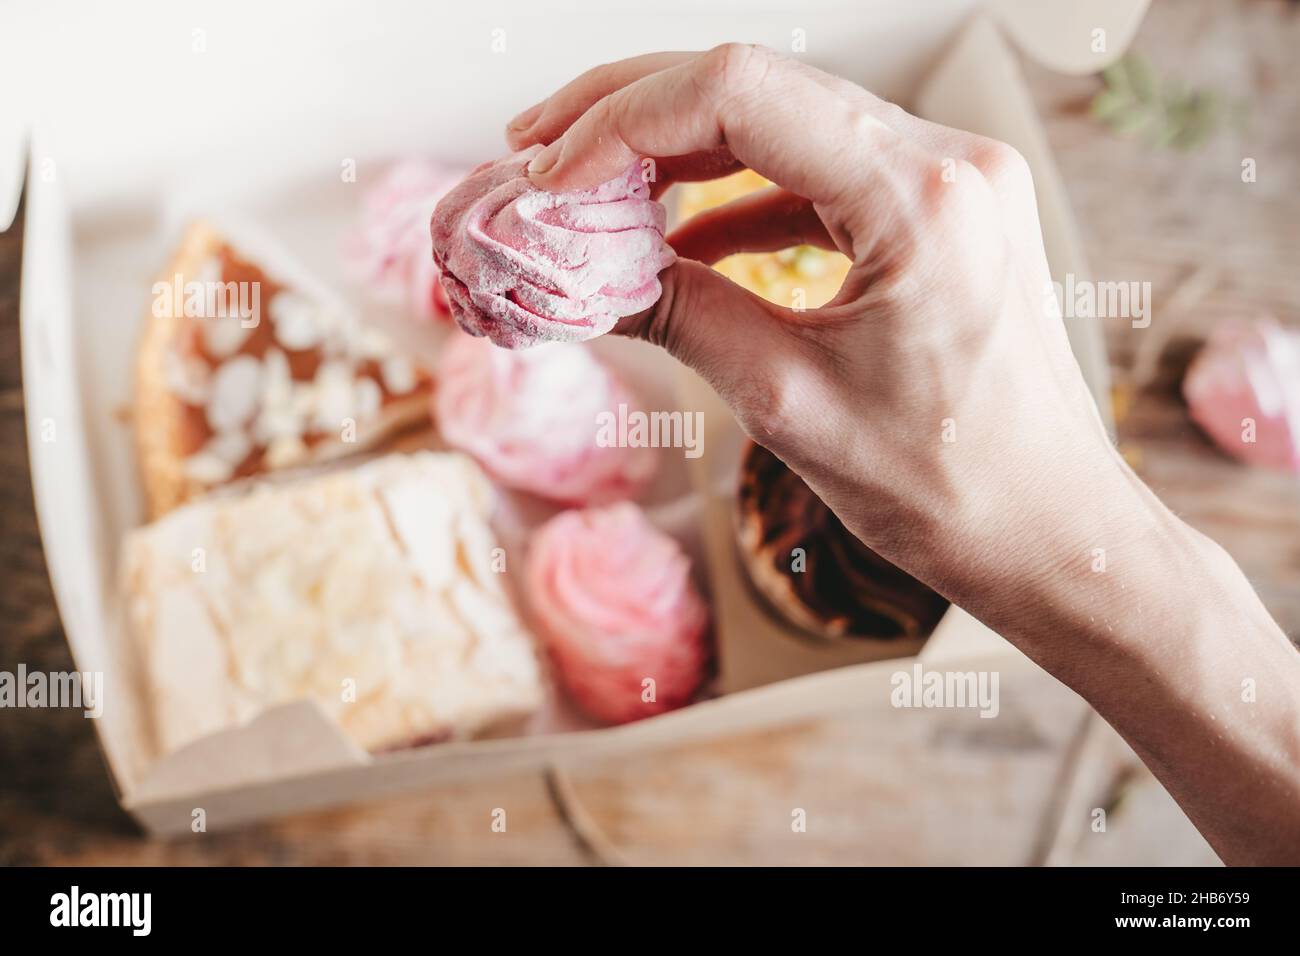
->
[430, 147, 675, 348]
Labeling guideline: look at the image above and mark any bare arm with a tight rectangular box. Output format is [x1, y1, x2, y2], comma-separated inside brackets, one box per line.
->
[507, 44, 1300, 864]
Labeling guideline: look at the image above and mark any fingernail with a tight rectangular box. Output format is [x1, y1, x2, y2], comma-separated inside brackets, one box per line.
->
[527, 141, 562, 176]
[507, 102, 544, 132]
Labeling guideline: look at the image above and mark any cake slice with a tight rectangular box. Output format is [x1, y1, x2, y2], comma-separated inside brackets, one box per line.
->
[136, 221, 435, 518]
[121, 452, 544, 756]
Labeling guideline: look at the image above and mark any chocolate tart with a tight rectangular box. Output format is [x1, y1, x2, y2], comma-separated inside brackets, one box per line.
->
[734, 442, 948, 642]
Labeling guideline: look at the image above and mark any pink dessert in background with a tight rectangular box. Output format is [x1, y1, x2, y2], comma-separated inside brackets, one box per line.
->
[525, 504, 710, 724]
[346, 159, 463, 320]
[429, 146, 675, 349]
[1182, 318, 1300, 472]
[434, 332, 657, 504]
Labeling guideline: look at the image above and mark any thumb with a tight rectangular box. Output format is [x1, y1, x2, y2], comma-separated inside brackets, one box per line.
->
[614, 258, 791, 403]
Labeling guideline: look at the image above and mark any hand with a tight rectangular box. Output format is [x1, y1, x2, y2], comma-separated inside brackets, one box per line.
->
[508, 45, 1300, 864]
[508, 44, 1143, 612]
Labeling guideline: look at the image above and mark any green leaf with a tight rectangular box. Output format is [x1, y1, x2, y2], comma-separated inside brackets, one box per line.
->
[1090, 52, 1242, 153]
[1090, 89, 1131, 121]
[1126, 54, 1157, 101]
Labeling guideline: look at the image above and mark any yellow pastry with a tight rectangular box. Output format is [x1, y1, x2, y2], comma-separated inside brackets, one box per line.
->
[674, 170, 850, 308]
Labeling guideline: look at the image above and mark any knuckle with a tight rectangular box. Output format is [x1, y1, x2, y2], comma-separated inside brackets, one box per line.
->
[701, 42, 779, 99]
[926, 158, 988, 221]
[824, 73, 868, 101]
[845, 105, 892, 141]
[968, 138, 1032, 192]
[874, 98, 910, 128]
[582, 87, 637, 151]
[738, 371, 803, 447]
[585, 60, 620, 88]
[641, 262, 689, 355]
[734, 341, 817, 447]
[599, 88, 631, 132]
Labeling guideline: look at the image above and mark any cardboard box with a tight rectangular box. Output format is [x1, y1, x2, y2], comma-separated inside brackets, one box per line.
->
[3, 0, 1147, 834]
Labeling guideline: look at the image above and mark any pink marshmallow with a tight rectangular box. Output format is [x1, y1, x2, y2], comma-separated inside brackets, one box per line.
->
[346, 159, 463, 321]
[430, 147, 675, 349]
[525, 504, 710, 724]
[434, 332, 657, 505]
[1183, 318, 1300, 471]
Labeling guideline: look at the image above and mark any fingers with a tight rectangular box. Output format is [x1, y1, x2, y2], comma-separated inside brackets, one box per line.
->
[525, 43, 913, 211]
[506, 51, 696, 151]
[517, 46, 1037, 245]
[648, 147, 745, 199]
[668, 187, 839, 265]
[507, 52, 743, 199]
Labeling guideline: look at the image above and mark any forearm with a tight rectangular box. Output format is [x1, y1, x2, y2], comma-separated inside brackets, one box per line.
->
[965, 473, 1300, 865]
[513, 41, 1300, 864]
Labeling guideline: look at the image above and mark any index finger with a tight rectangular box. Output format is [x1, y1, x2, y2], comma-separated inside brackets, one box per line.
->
[507, 52, 745, 198]
[506, 51, 697, 150]
[525, 43, 911, 211]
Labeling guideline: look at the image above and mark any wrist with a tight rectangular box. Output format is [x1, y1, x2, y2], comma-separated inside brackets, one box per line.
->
[915, 445, 1165, 641]
[980, 484, 1300, 864]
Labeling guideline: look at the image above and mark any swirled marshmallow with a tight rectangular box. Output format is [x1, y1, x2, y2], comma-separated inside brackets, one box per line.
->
[525, 504, 710, 724]
[430, 147, 675, 348]
[434, 333, 657, 505]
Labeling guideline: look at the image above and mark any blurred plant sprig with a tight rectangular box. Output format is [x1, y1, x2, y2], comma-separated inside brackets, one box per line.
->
[1091, 53, 1245, 151]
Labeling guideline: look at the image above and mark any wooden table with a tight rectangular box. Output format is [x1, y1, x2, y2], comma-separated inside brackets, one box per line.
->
[1, 0, 1293, 865]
